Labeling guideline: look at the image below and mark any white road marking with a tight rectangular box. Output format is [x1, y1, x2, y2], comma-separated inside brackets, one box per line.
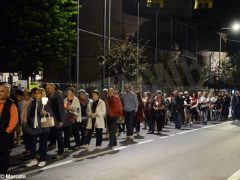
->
[136, 140, 154, 145]
[41, 160, 73, 170]
[227, 169, 240, 180]
[113, 146, 128, 150]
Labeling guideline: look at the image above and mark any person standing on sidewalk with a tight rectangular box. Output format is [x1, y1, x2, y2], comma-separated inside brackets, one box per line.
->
[46, 83, 65, 160]
[121, 84, 138, 141]
[0, 83, 18, 175]
[64, 87, 81, 151]
[85, 90, 106, 150]
[105, 88, 123, 147]
[25, 88, 53, 167]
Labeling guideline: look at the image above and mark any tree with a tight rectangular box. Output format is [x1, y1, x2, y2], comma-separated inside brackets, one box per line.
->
[0, 0, 77, 79]
[104, 39, 146, 81]
[203, 57, 234, 89]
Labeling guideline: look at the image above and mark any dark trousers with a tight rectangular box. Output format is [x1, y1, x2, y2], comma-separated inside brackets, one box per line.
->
[173, 112, 182, 129]
[107, 117, 117, 146]
[85, 128, 103, 146]
[63, 123, 81, 148]
[54, 128, 64, 155]
[29, 132, 49, 161]
[134, 121, 141, 133]
[0, 134, 11, 174]
[125, 111, 135, 136]
[154, 114, 164, 132]
[80, 121, 87, 146]
[49, 127, 56, 146]
[192, 108, 199, 122]
[147, 117, 154, 132]
[23, 129, 31, 151]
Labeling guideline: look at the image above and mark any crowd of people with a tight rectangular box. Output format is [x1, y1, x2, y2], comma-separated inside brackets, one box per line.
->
[0, 82, 237, 174]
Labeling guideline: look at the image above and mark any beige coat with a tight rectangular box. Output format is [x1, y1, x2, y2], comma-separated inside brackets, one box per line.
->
[86, 99, 106, 129]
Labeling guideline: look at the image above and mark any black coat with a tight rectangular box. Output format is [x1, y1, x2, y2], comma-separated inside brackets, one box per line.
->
[24, 100, 54, 135]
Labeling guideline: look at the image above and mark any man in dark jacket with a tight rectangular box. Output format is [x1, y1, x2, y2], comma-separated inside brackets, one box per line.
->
[0, 83, 18, 174]
[172, 91, 184, 129]
[46, 83, 65, 159]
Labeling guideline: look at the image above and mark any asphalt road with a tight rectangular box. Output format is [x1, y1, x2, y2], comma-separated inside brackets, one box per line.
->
[9, 121, 240, 180]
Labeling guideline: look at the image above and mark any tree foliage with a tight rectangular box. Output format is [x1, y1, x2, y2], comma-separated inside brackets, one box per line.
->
[203, 57, 234, 89]
[0, 0, 77, 78]
[104, 40, 146, 80]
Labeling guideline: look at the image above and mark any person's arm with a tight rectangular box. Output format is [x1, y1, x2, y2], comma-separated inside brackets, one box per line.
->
[117, 97, 123, 117]
[6, 103, 19, 134]
[133, 93, 138, 112]
[96, 100, 106, 118]
[57, 94, 65, 123]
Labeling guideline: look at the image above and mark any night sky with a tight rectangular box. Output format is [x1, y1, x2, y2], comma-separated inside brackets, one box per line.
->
[193, 0, 240, 54]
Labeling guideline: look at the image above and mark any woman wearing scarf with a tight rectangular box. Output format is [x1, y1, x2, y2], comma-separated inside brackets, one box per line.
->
[84, 90, 106, 150]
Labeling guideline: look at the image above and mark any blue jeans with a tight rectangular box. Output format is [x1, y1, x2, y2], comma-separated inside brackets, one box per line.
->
[173, 112, 182, 129]
[201, 108, 209, 124]
[125, 111, 135, 136]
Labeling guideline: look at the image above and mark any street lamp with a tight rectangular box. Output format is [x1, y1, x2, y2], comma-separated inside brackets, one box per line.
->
[217, 22, 240, 80]
[231, 23, 240, 32]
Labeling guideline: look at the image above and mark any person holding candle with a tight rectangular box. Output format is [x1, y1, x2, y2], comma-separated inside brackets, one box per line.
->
[152, 94, 165, 135]
[63, 87, 81, 151]
[25, 88, 54, 167]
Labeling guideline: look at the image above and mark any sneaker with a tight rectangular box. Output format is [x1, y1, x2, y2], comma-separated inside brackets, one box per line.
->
[129, 136, 135, 140]
[26, 159, 38, 167]
[96, 146, 101, 150]
[83, 144, 89, 150]
[38, 161, 47, 167]
[64, 148, 70, 153]
[55, 154, 64, 160]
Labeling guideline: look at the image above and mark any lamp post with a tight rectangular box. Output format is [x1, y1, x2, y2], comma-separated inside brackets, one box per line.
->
[76, 0, 80, 90]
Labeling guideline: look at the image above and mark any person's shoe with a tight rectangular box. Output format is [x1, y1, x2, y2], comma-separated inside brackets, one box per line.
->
[55, 154, 64, 160]
[64, 148, 70, 153]
[74, 146, 81, 151]
[125, 136, 130, 140]
[136, 132, 140, 136]
[38, 161, 47, 167]
[158, 131, 162, 135]
[26, 159, 38, 167]
[129, 136, 135, 140]
[83, 144, 89, 150]
[96, 146, 101, 150]
[48, 144, 56, 151]
[22, 150, 30, 155]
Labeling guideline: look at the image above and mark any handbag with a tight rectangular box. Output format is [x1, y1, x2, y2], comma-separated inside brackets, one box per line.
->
[66, 111, 78, 123]
[41, 113, 55, 128]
